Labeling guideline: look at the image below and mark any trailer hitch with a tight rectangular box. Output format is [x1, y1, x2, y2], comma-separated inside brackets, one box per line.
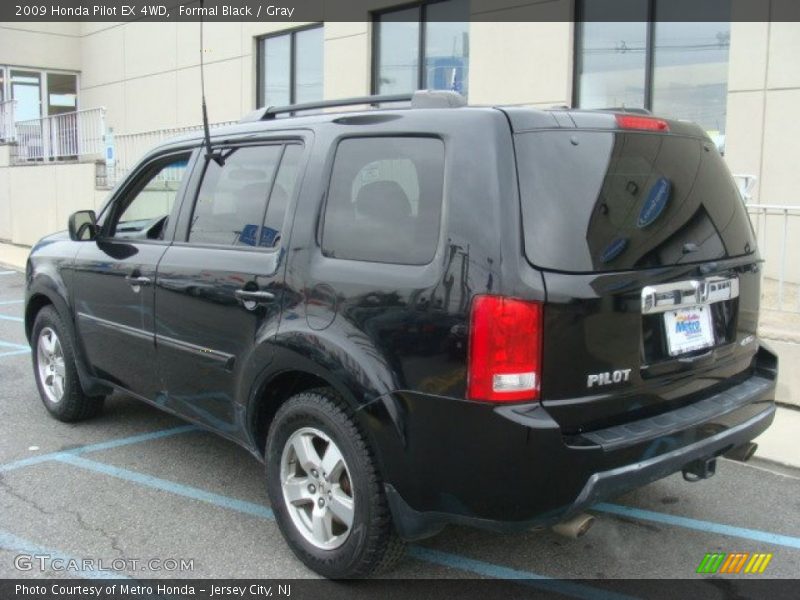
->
[682, 457, 717, 482]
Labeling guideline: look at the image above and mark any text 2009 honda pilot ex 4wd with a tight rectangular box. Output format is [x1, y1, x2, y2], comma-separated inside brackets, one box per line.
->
[25, 91, 777, 578]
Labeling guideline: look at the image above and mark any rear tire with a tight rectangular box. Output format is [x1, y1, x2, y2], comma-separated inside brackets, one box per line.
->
[31, 306, 104, 422]
[265, 388, 405, 578]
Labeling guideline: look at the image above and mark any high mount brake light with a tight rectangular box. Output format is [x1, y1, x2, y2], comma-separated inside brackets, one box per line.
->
[615, 114, 670, 132]
[467, 295, 543, 403]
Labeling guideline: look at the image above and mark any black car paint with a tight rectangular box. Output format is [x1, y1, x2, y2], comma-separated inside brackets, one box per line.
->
[25, 106, 776, 540]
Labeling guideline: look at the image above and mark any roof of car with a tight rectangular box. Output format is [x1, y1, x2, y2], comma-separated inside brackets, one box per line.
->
[152, 90, 708, 154]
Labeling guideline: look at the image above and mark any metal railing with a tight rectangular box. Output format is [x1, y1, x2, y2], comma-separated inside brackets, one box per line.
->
[747, 204, 800, 313]
[110, 120, 235, 186]
[0, 99, 16, 142]
[13, 107, 106, 162]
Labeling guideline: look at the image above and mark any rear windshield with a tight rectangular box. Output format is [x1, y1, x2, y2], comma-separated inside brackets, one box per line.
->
[515, 130, 756, 273]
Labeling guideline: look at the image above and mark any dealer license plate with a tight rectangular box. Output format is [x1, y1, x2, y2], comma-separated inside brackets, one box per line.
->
[664, 305, 715, 357]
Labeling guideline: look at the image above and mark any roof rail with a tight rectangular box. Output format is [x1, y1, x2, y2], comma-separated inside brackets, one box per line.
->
[239, 90, 466, 123]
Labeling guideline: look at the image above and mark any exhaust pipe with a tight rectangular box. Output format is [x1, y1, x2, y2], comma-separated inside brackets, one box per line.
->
[724, 442, 758, 463]
[552, 513, 595, 539]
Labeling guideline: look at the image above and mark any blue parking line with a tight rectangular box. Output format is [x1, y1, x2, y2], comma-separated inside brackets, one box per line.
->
[0, 299, 23, 305]
[0, 349, 28, 358]
[409, 547, 638, 600]
[57, 454, 275, 519]
[0, 340, 28, 349]
[0, 529, 129, 579]
[595, 503, 800, 550]
[0, 271, 17, 276]
[0, 425, 198, 473]
[0, 314, 23, 322]
[55, 454, 638, 595]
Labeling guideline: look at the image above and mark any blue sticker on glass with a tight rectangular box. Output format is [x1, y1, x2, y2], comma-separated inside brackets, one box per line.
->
[601, 237, 629, 263]
[637, 177, 671, 228]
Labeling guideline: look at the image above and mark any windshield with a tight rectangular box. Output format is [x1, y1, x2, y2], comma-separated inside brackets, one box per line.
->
[515, 130, 756, 273]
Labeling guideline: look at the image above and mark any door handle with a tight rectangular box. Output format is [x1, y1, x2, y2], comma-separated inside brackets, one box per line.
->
[235, 289, 275, 306]
[125, 274, 152, 287]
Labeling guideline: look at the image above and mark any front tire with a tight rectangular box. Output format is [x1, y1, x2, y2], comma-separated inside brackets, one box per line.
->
[31, 306, 104, 422]
[265, 388, 405, 578]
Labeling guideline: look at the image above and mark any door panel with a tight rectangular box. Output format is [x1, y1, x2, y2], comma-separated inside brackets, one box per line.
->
[154, 248, 283, 433]
[73, 151, 194, 398]
[154, 142, 303, 435]
[74, 242, 168, 397]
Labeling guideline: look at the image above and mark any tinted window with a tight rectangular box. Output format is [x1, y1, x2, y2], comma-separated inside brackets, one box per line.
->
[111, 155, 190, 240]
[261, 144, 303, 249]
[322, 137, 444, 265]
[516, 130, 755, 272]
[189, 145, 282, 247]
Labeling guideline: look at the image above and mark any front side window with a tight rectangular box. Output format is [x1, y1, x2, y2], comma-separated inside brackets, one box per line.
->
[322, 137, 444, 265]
[110, 154, 191, 240]
[257, 26, 323, 107]
[575, 0, 731, 147]
[374, 0, 469, 97]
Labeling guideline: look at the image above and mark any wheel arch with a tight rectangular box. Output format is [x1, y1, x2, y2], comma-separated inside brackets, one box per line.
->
[26, 277, 110, 396]
[248, 368, 335, 457]
[244, 341, 402, 477]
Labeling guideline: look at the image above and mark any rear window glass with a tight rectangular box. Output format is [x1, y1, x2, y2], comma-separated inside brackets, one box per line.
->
[321, 137, 444, 265]
[189, 145, 282, 247]
[516, 131, 756, 273]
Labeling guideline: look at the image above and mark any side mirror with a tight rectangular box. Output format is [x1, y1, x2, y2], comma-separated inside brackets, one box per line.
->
[68, 210, 97, 241]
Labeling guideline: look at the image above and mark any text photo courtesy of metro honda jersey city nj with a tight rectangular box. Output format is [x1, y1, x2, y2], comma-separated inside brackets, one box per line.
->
[1, 0, 800, 598]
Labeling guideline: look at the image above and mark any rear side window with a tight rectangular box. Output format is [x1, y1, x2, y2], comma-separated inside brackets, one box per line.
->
[321, 137, 444, 265]
[189, 145, 282, 247]
[261, 144, 303, 249]
[515, 131, 756, 272]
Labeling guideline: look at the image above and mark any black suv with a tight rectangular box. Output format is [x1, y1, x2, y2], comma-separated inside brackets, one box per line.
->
[25, 91, 776, 578]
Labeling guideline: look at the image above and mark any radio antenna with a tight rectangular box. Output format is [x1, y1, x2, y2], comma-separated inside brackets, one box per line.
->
[199, 0, 222, 164]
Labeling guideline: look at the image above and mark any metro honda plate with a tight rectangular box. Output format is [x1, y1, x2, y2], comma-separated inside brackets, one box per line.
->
[664, 305, 715, 356]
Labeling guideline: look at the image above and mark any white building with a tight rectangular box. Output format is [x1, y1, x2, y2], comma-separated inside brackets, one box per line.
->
[0, 0, 798, 298]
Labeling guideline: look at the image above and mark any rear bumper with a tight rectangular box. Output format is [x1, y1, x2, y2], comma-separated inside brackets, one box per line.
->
[378, 346, 777, 541]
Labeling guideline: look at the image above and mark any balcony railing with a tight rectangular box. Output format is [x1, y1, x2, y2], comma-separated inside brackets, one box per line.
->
[13, 107, 106, 163]
[0, 99, 16, 142]
[108, 120, 235, 186]
[747, 204, 800, 314]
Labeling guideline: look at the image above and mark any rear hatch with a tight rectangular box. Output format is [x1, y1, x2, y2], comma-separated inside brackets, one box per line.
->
[507, 109, 761, 434]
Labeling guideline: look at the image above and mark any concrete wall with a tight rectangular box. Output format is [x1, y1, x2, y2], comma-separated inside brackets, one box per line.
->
[0, 22, 81, 71]
[0, 147, 107, 247]
[726, 5, 800, 207]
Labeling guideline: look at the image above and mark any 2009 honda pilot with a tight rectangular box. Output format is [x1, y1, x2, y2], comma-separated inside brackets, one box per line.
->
[25, 91, 777, 578]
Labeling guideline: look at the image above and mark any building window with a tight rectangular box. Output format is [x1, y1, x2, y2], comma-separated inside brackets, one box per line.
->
[257, 26, 323, 108]
[1, 67, 77, 121]
[574, 0, 731, 146]
[373, 0, 470, 97]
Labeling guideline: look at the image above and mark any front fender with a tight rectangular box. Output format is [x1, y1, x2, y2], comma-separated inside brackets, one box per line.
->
[26, 244, 110, 396]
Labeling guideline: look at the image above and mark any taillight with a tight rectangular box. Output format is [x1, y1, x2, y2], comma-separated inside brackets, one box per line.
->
[615, 114, 669, 132]
[467, 295, 543, 403]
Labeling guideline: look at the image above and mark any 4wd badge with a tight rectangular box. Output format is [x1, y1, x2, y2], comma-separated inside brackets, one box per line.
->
[587, 369, 632, 388]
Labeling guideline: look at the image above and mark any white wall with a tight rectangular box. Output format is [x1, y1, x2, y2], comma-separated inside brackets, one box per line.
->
[0, 22, 81, 71]
[726, 10, 800, 207]
[0, 156, 105, 247]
